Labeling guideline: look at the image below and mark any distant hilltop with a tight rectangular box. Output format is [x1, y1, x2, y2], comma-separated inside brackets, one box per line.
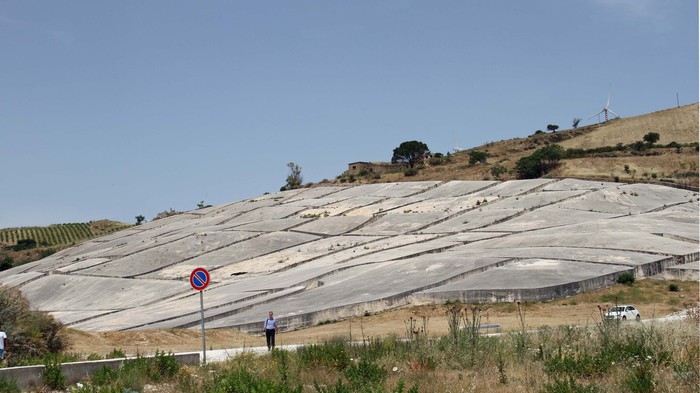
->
[334, 103, 699, 190]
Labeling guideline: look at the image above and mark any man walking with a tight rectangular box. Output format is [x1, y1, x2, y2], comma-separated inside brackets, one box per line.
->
[0, 323, 8, 360]
[263, 311, 278, 350]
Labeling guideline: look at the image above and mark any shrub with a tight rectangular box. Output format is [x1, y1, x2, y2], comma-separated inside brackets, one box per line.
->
[616, 273, 635, 286]
[0, 257, 13, 271]
[91, 365, 120, 386]
[468, 151, 488, 165]
[344, 359, 387, 390]
[491, 165, 507, 179]
[296, 341, 351, 371]
[668, 283, 679, 292]
[42, 356, 66, 390]
[213, 368, 303, 393]
[13, 238, 37, 251]
[0, 376, 20, 393]
[106, 348, 127, 359]
[428, 156, 446, 166]
[403, 168, 418, 177]
[0, 286, 66, 365]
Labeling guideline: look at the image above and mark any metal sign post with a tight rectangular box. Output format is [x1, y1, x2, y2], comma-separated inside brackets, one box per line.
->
[199, 291, 206, 364]
[190, 267, 211, 365]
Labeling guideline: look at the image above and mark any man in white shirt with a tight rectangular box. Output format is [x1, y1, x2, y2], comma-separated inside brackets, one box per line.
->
[0, 323, 8, 360]
[263, 311, 278, 350]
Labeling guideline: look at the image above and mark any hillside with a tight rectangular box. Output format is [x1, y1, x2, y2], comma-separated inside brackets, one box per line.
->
[0, 179, 696, 333]
[337, 103, 699, 189]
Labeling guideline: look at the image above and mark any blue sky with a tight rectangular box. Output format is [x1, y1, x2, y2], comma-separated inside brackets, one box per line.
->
[1, 1, 697, 227]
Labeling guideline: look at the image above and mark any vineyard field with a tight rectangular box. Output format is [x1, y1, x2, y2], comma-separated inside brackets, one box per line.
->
[0, 221, 131, 247]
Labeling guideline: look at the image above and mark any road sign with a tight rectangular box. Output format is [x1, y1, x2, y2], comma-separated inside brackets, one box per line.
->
[190, 267, 210, 365]
[190, 267, 210, 291]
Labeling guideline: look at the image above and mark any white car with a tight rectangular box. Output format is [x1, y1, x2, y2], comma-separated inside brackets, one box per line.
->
[605, 305, 641, 321]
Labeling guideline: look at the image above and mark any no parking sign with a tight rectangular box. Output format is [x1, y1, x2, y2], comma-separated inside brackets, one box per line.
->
[191, 267, 210, 364]
[190, 267, 210, 291]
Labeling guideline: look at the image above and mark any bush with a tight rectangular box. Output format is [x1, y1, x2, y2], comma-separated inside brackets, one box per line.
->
[296, 341, 351, 371]
[403, 168, 418, 177]
[616, 273, 635, 286]
[213, 368, 303, 393]
[0, 257, 13, 271]
[42, 356, 66, 390]
[0, 376, 20, 393]
[428, 157, 446, 166]
[0, 286, 66, 365]
[668, 283, 679, 292]
[491, 165, 507, 179]
[344, 359, 387, 390]
[12, 239, 37, 251]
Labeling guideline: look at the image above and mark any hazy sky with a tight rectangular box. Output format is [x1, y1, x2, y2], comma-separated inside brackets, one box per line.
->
[1, 1, 697, 227]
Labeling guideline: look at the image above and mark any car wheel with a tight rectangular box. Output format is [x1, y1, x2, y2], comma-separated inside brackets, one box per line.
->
[636, 314, 641, 321]
[622, 315, 627, 321]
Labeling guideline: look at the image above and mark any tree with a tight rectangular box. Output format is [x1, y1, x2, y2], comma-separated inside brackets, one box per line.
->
[391, 141, 429, 168]
[135, 215, 145, 225]
[515, 144, 564, 179]
[643, 132, 660, 145]
[547, 124, 559, 133]
[281, 162, 303, 191]
[572, 118, 582, 128]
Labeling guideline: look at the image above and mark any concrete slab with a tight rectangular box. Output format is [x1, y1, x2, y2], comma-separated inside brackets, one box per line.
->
[21, 274, 189, 311]
[542, 178, 619, 191]
[1, 180, 696, 333]
[479, 206, 619, 232]
[471, 179, 555, 197]
[290, 216, 373, 236]
[229, 217, 312, 232]
[0, 271, 45, 287]
[418, 180, 498, 198]
[78, 231, 261, 278]
[352, 212, 450, 236]
[141, 231, 320, 280]
[416, 259, 631, 302]
[418, 208, 523, 233]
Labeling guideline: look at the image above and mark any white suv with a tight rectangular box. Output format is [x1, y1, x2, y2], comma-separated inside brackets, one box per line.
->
[605, 305, 640, 321]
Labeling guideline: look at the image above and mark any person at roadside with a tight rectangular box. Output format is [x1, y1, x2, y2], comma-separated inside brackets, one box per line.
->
[0, 324, 8, 360]
[263, 311, 278, 350]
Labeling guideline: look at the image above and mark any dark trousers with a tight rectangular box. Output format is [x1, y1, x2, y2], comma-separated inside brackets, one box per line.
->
[266, 329, 276, 349]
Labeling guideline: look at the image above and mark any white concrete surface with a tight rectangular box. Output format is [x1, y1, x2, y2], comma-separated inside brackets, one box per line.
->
[0, 180, 696, 332]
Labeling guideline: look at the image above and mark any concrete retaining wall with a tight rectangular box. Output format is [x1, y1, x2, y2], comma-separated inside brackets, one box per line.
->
[0, 352, 199, 389]
[415, 272, 624, 304]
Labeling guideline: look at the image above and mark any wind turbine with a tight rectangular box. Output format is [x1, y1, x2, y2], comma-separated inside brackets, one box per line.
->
[588, 85, 619, 124]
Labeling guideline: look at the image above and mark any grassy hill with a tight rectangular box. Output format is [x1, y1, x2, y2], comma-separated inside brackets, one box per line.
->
[336, 103, 699, 189]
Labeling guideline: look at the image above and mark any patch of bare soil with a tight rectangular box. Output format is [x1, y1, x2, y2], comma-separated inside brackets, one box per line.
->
[66, 280, 698, 357]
